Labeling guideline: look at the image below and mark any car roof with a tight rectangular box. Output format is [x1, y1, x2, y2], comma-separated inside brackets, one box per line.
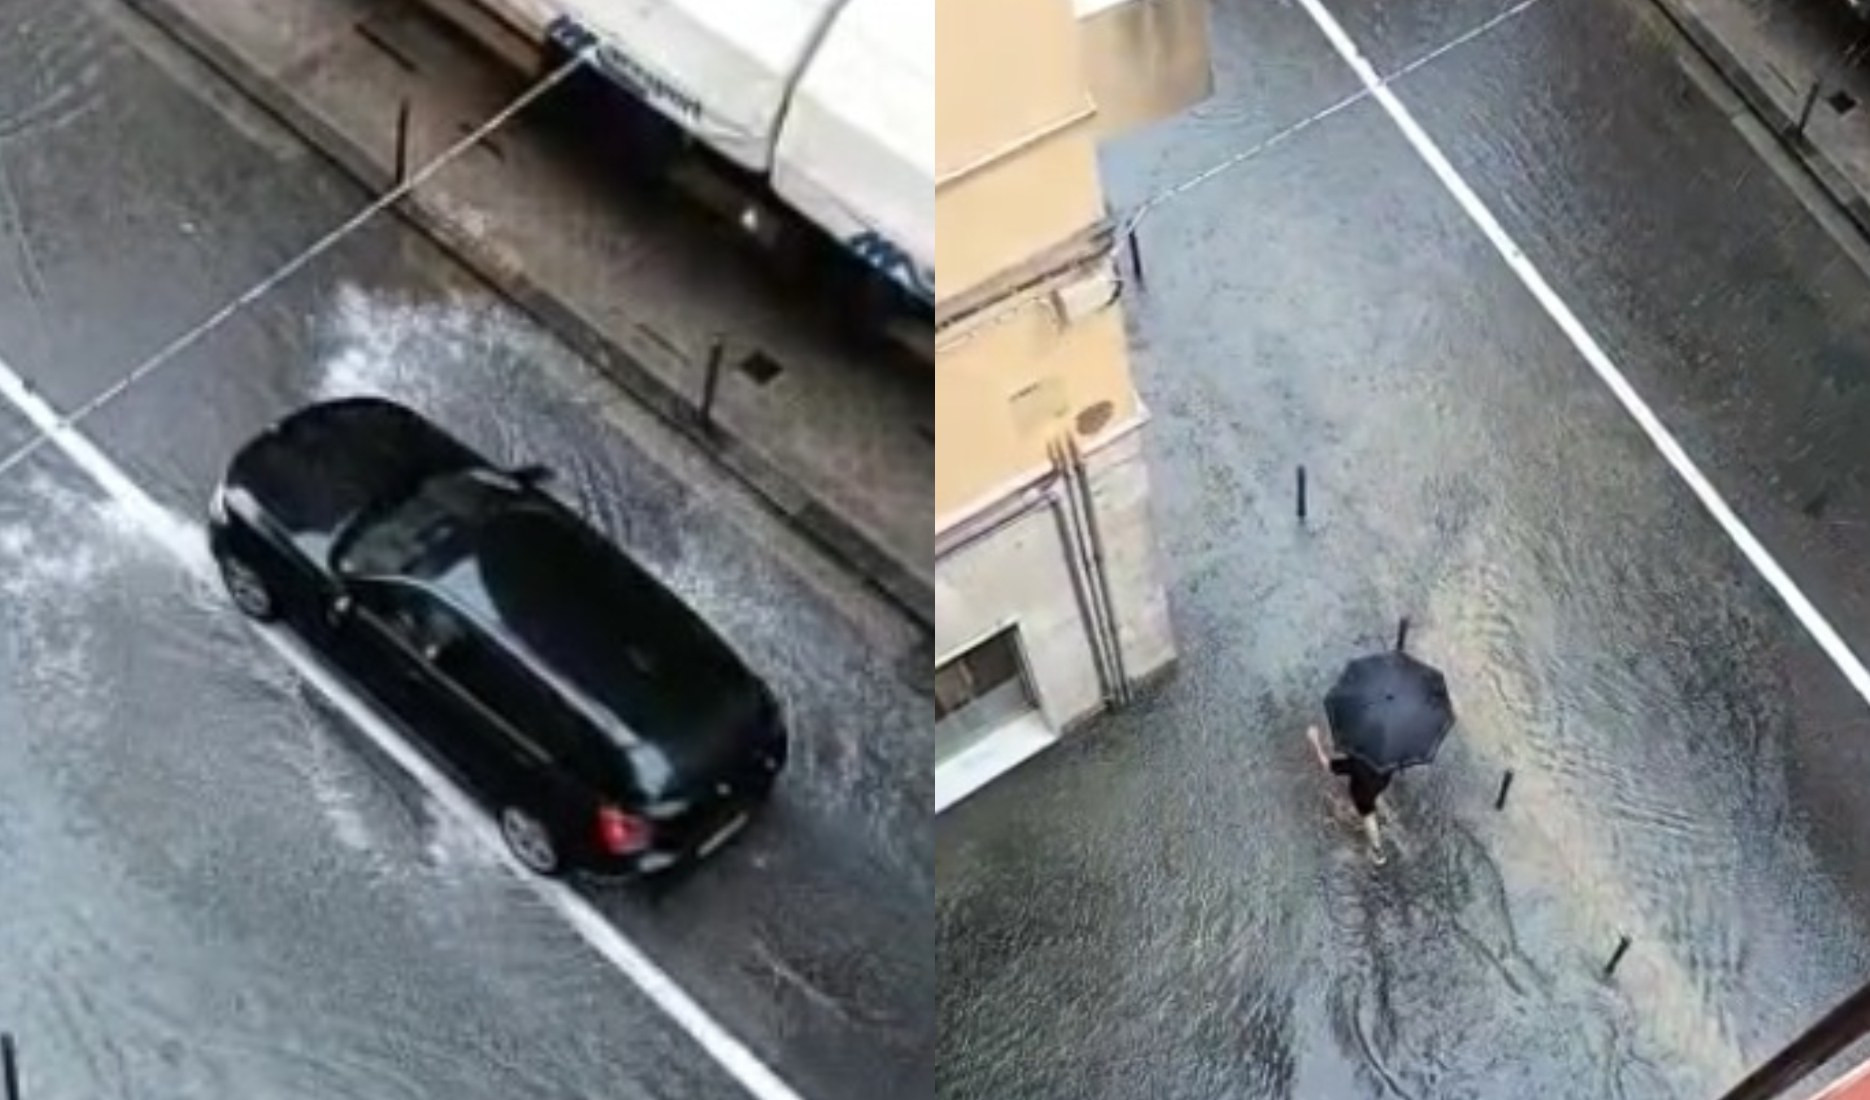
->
[420, 501, 759, 739]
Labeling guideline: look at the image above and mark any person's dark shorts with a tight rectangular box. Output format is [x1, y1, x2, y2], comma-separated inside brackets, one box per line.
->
[1348, 776, 1382, 817]
[1331, 756, 1390, 817]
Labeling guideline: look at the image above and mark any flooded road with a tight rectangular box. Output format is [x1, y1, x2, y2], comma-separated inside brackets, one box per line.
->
[0, 452, 747, 1099]
[940, 0, 1870, 1097]
[0, 1, 930, 1097]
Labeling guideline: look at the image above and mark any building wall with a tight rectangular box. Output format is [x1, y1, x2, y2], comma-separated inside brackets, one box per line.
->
[934, 128, 1104, 308]
[1080, 420, 1176, 690]
[937, 0, 1102, 301]
[935, 416, 1175, 729]
[936, 0, 1207, 749]
[938, 0, 1088, 165]
[937, 506, 1096, 729]
[1078, 0, 1214, 140]
[935, 282, 1137, 520]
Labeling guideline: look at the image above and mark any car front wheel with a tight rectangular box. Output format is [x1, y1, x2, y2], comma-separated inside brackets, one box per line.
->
[500, 806, 562, 876]
[219, 554, 278, 622]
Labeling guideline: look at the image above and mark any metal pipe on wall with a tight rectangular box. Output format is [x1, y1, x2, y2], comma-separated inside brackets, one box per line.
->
[1049, 438, 1123, 707]
[1064, 434, 1130, 704]
[1047, 473, 1119, 705]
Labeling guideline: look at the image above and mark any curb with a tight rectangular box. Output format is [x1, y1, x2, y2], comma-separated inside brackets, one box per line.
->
[1646, 0, 1870, 242]
[121, 0, 934, 630]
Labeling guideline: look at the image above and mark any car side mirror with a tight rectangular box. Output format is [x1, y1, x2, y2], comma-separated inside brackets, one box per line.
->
[510, 463, 552, 487]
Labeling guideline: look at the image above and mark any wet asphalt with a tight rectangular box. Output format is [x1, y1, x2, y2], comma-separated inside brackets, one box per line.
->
[0, 2, 929, 1098]
[940, 0, 1870, 1097]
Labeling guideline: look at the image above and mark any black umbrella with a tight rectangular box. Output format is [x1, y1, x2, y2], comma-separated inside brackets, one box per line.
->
[1323, 650, 1455, 772]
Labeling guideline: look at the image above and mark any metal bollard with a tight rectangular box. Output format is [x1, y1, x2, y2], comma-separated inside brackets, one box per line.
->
[393, 99, 412, 189]
[698, 336, 725, 433]
[1604, 935, 1633, 979]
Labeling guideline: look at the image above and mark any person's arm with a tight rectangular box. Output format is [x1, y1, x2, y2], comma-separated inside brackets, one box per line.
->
[1307, 725, 1334, 770]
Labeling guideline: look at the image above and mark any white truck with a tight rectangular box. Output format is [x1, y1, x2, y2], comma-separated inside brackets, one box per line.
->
[429, 0, 933, 351]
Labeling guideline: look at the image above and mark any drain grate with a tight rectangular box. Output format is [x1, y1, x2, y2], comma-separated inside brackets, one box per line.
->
[737, 351, 783, 385]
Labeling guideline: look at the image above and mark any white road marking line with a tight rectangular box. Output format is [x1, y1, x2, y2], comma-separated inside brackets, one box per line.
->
[1292, 0, 1870, 711]
[255, 631, 805, 1100]
[0, 358, 805, 1100]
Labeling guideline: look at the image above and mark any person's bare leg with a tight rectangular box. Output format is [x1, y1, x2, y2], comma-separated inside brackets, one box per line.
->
[1362, 813, 1386, 864]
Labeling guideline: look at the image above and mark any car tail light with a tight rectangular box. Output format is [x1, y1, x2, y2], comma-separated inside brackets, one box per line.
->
[595, 806, 652, 856]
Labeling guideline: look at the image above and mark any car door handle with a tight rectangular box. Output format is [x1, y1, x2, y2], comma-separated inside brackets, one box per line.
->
[324, 594, 354, 629]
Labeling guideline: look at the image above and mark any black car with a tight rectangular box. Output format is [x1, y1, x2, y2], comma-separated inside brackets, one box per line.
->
[207, 397, 787, 876]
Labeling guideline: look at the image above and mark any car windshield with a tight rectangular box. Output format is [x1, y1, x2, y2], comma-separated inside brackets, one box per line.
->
[334, 469, 517, 578]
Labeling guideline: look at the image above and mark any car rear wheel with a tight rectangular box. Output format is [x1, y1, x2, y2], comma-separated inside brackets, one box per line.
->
[500, 806, 562, 876]
[219, 554, 278, 622]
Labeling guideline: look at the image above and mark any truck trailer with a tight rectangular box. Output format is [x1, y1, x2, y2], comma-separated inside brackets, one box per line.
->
[419, 0, 933, 356]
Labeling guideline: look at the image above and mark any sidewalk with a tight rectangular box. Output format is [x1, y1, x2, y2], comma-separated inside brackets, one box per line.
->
[121, 0, 933, 626]
[1648, 0, 1870, 238]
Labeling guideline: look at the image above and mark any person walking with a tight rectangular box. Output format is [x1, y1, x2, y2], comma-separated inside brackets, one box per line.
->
[1308, 724, 1390, 864]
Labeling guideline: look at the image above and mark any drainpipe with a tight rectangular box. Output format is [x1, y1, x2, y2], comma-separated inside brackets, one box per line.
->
[1047, 477, 1120, 706]
[1049, 438, 1122, 707]
[1063, 433, 1130, 704]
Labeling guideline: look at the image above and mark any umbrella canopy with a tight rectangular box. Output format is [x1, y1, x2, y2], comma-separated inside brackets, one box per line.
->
[1324, 650, 1456, 772]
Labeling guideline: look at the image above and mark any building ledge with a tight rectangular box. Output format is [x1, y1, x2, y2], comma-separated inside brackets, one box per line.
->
[935, 402, 1149, 545]
[935, 709, 1059, 813]
[935, 216, 1115, 331]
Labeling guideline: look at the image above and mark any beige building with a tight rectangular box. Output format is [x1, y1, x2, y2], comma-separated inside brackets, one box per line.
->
[935, 0, 1210, 809]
